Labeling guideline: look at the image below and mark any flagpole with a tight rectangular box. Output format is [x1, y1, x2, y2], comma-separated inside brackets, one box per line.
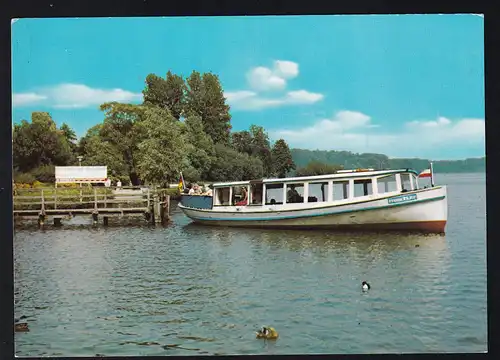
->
[430, 162, 435, 187]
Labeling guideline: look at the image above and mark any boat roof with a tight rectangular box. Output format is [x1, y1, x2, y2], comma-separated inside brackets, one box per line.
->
[212, 168, 419, 188]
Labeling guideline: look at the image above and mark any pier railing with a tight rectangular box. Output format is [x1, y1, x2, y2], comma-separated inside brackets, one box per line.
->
[13, 186, 171, 226]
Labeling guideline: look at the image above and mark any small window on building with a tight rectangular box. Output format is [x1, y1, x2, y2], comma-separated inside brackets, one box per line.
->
[308, 182, 329, 202]
[400, 173, 412, 192]
[265, 183, 284, 205]
[286, 183, 305, 203]
[377, 174, 398, 194]
[354, 179, 373, 197]
[332, 181, 350, 200]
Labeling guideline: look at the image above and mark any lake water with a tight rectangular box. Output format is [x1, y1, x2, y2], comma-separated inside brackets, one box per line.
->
[14, 173, 487, 356]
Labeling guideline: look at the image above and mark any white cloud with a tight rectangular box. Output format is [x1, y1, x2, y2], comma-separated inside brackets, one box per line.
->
[228, 60, 322, 110]
[269, 112, 485, 158]
[12, 83, 142, 109]
[273, 60, 299, 79]
[246, 66, 287, 91]
[225, 89, 323, 110]
[12, 92, 47, 107]
[285, 90, 324, 104]
[246, 59, 300, 92]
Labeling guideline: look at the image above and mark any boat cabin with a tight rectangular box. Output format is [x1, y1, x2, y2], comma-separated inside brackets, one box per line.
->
[182, 169, 421, 210]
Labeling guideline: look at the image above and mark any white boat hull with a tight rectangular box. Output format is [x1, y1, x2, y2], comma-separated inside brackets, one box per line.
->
[178, 186, 448, 233]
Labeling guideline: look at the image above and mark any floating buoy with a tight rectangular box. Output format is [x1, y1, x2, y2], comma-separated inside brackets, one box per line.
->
[256, 326, 279, 340]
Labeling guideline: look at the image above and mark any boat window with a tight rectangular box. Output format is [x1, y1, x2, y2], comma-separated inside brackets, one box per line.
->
[308, 182, 328, 202]
[400, 173, 412, 192]
[215, 187, 231, 206]
[265, 183, 284, 205]
[250, 183, 263, 205]
[232, 185, 249, 206]
[285, 183, 305, 204]
[353, 179, 373, 197]
[411, 174, 419, 190]
[377, 174, 398, 194]
[332, 181, 350, 200]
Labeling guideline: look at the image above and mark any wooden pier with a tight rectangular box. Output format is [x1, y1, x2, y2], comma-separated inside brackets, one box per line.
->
[13, 186, 171, 227]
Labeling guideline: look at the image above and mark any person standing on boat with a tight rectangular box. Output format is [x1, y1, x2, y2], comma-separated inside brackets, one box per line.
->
[287, 185, 300, 203]
[236, 187, 248, 206]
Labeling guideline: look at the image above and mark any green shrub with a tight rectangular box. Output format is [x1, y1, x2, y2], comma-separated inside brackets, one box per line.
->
[30, 164, 56, 183]
[14, 172, 35, 184]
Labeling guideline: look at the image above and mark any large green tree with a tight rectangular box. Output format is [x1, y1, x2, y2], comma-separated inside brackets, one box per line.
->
[13, 112, 74, 174]
[79, 127, 129, 182]
[249, 125, 273, 176]
[142, 71, 186, 120]
[207, 144, 264, 181]
[185, 71, 232, 145]
[135, 107, 187, 186]
[98, 102, 146, 185]
[271, 139, 296, 178]
[181, 115, 216, 182]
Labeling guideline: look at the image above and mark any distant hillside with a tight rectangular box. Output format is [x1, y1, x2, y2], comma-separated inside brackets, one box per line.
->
[291, 149, 485, 173]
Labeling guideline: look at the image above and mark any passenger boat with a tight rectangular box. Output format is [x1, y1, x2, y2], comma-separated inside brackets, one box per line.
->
[177, 166, 447, 233]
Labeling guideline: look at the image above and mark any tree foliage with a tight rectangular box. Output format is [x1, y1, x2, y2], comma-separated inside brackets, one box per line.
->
[185, 72, 232, 145]
[271, 139, 296, 178]
[295, 161, 344, 176]
[142, 71, 186, 120]
[135, 107, 187, 186]
[13, 112, 74, 176]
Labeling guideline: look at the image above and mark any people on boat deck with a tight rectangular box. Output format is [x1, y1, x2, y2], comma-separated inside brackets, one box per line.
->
[287, 185, 301, 203]
[236, 187, 248, 206]
[203, 185, 213, 196]
[192, 184, 203, 195]
[188, 183, 195, 195]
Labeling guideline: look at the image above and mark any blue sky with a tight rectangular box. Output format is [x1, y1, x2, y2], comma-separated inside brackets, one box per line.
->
[12, 15, 484, 160]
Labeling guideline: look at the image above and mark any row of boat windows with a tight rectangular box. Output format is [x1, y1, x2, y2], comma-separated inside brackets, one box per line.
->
[213, 173, 418, 206]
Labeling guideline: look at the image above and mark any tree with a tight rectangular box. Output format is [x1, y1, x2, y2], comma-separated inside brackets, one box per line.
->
[249, 125, 273, 176]
[80, 133, 129, 182]
[142, 71, 186, 120]
[182, 115, 216, 181]
[135, 107, 187, 186]
[207, 144, 264, 181]
[60, 123, 77, 143]
[185, 71, 232, 145]
[271, 139, 296, 178]
[59, 122, 78, 157]
[13, 112, 73, 174]
[98, 102, 147, 185]
[295, 161, 344, 176]
[231, 130, 253, 155]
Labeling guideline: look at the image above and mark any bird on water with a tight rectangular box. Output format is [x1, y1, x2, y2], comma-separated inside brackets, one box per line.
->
[362, 281, 371, 291]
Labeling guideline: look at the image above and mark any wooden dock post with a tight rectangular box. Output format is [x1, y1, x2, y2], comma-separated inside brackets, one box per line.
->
[153, 192, 160, 225]
[103, 217, 109, 226]
[54, 217, 62, 227]
[159, 193, 170, 225]
[38, 189, 46, 227]
[92, 188, 98, 225]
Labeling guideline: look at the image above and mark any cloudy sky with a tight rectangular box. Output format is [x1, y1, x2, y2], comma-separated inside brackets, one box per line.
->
[11, 15, 484, 160]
